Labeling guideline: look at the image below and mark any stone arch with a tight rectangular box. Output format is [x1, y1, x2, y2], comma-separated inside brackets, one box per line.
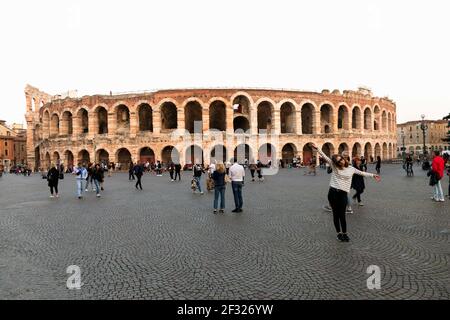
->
[184, 101, 203, 134]
[302, 143, 314, 165]
[233, 116, 250, 132]
[210, 144, 227, 163]
[139, 147, 155, 164]
[64, 150, 74, 168]
[50, 113, 60, 137]
[232, 94, 251, 116]
[160, 101, 178, 130]
[321, 142, 335, 157]
[185, 145, 204, 165]
[209, 100, 226, 131]
[116, 148, 132, 170]
[96, 149, 110, 164]
[61, 111, 73, 135]
[382, 110, 387, 131]
[43, 110, 50, 137]
[115, 104, 130, 133]
[44, 152, 51, 169]
[374, 105, 381, 131]
[338, 104, 350, 130]
[364, 142, 373, 160]
[389, 143, 393, 159]
[352, 105, 362, 130]
[78, 149, 90, 164]
[31, 98, 36, 112]
[364, 107, 372, 130]
[281, 143, 297, 165]
[301, 102, 315, 134]
[388, 112, 392, 132]
[138, 103, 153, 132]
[352, 143, 362, 157]
[161, 146, 180, 165]
[338, 143, 349, 155]
[94, 105, 109, 134]
[374, 143, 381, 159]
[52, 151, 60, 164]
[257, 100, 274, 132]
[280, 102, 296, 133]
[234, 144, 253, 164]
[320, 103, 334, 133]
[77, 108, 89, 134]
[258, 143, 276, 165]
[382, 142, 388, 160]
[34, 124, 42, 141]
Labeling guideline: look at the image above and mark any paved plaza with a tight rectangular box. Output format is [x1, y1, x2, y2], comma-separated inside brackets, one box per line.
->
[0, 164, 449, 300]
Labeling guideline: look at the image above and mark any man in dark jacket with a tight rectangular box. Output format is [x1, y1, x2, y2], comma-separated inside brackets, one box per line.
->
[174, 163, 182, 181]
[133, 162, 144, 190]
[47, 164, 60, 198]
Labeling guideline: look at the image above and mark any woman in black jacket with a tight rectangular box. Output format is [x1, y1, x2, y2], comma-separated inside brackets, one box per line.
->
[212, 163, 226, 214]
[47, 164, 60, 198]
[351, 157, 366, 206]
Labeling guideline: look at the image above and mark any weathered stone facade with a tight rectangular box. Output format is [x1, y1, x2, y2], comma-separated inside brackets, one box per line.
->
[25, 85, 397, 170]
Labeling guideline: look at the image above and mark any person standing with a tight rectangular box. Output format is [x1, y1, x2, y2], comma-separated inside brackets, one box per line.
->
[256, 160, 264, 181]
[229, 159, 245, 212]
[310, 143, 380, 242]
[212, 163, 226, 214]
[47, 163, 60, 198]
[375, 156, 381, 175]
[92, 164, 103, 197]
[74, 163, 88, 199]
[168, 161, 175, 181]
[193, 163, 204, 194]
[134, 162, 144, 190]
[174, 163, 182, 181]
[85, 163, 94, 192]
[351, 157, 366, 206]
[430, 150, 445, 202]
[129, 162, 135, 180]
[249, 162, 257, 182]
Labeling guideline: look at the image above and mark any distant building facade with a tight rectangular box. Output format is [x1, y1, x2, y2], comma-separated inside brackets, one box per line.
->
[0, 121, 27, 171]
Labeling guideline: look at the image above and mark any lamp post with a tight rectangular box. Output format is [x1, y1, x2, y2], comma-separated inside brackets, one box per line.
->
[420, 114, 428, 160]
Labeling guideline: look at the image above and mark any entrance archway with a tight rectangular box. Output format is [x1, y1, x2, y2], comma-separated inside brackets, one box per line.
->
[303, 144, 314, 165]
[78, 149, 90, 164]
[280, 102, 296, 133]
[210, 145, 227, 163]
[257, 101, 274, 132]
[162, 146, 180, 164]
[116, 148, 132, 170]
[138, 103, 153, 132]
[352, 143, 362, 157]
[234, 144, 252, 164]
[185, 145, 204, 165]
[233, 116, 250, 132]
[160, 102, 177, 130]
[258, 143, 276, 166]
[96, 149, 109, 164]
[209, 101, 226, 131]
[185, 101, 203, 134]
[139, 147, 155, 164]
[281, 143, 297, 165]
[322, 143, 335, 157]
[301, 103, 314, 134]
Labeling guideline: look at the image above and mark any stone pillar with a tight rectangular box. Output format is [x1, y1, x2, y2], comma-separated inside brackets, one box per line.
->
[153, 109, 161, 135]
[108, 112, 116, 135]
[88, 112, 96, 139]
[332, 109, 339, 133]
[202, 107, 209, 133]
[295, 110, 302, 135]
[130, 111, 137, 137]
[313, 110, 320, 134]
[250, 105, 257, 135]
[273, 109, 281, 135]
[177, 108, 185, 133]
[226, 103, 234, 135]
[72, 116, 81, 136]
[25, 116, 36, 171]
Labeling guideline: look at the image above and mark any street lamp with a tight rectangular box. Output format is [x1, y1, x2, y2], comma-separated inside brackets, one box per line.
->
[420, 114, 428, 160]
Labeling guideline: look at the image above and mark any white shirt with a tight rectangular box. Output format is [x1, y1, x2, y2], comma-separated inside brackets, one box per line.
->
[209, 163, 216, 174]
[229, 163, 245, 182]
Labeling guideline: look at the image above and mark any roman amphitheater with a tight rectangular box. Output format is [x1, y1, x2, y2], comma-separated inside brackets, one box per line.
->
[25, 85, 397, 170]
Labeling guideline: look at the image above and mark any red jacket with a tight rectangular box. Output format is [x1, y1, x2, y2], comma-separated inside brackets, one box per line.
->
[432, 156, 445, 179]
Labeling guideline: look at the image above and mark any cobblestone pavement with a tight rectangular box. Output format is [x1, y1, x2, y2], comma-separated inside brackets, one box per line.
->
[0, 164, 449, 300]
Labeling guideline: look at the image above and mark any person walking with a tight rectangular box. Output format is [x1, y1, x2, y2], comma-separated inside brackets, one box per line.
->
[156, 160, 163, 176]
[375, 156, 381, 175]
[174, 163, 182, 181]
[74, 163, 88, 199]
[229, 158, 245, 212]
[351, 157, 366, 206]
[47, 163, 60, 198]
[129, 161, 135, 180]
[193, 163, 204, 194]
[310, 143, 380, 242]
[85, 163, 94, 192]
[212, 163, 227, 214]
[256, 160, 264, 181]
[430, 150, 445, 202]
[134, 162, 144, 190]
[168, 161, 175, 181]
[92, 164, 103, 197]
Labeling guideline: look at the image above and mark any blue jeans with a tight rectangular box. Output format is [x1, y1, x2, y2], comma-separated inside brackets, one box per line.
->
[214, 186, 226, 209]
[195, 176, 203, 193]
[231, 181, 243, 209]
[93, 179, 100, 194]
[433, 181, 444, 201]
[76, 179, 85, 197]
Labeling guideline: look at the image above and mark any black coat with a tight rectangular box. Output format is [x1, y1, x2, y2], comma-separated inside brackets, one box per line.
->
[351, 165, 365, 192]
[47, 167, 59, 186]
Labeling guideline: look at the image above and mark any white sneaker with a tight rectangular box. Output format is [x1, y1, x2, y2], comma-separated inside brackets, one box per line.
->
[346, 208, 353, 214]
[358, 202, 364, 206]
[56, 194, 59, 198]
[85, 189, 88, 192]
[50, 195, 54, 198]
[96, 194, 101, 198]
[439, 199, 445, 202]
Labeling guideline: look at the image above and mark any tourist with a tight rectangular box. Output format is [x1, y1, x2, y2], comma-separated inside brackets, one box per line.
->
[134, 162, 144, 190]
[225, 161, 231, 175]
[174, 163, 182, 181]
[375, 156, 381, 174]
[212, 163, 226, 214]
[310, 143, 381, 242]
[85, 163, 95, 192]
[256, 160, 264, 181]
[92, 163, 103, 197]
[46, 163, 60, 198]
[156, 160, 162, 176]
[129, 161, 135, 180]
[74, 163, 88, 199]
[361, 156, 368, 172]
[229, 158, 245, 212]
[430, 150, 445, 202]
[249, 162, 257, 181]
[351, 157, 366, 207]
[107, 162, 113, 177]
[193, 163, 204, 194]
[168, 161, 175, 181]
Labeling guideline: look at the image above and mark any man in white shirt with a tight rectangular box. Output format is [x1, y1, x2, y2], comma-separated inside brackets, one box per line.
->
[229, 159, 245, 212]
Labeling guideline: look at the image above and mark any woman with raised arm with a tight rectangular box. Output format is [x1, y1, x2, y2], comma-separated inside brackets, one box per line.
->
[310, 143, 381, 242]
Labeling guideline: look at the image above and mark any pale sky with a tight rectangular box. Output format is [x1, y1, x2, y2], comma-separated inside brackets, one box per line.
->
[1, 0, 449, 126]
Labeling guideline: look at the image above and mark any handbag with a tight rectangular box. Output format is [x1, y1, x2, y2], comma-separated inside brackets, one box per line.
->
[225, 175, 231, 184]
